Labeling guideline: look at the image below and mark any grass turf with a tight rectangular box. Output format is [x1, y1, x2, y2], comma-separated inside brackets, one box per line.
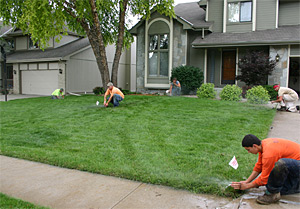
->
[0, 193, 49, 209]
[0, 95, 276, 196]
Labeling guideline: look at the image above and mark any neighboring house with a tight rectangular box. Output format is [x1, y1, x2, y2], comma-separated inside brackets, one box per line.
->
[130, 0, 300, 94]
[0, 24, 136, 95]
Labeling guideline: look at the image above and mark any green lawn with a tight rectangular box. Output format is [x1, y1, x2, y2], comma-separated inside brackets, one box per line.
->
[0, 95, 275, 196]
[0, 193, 49, 209]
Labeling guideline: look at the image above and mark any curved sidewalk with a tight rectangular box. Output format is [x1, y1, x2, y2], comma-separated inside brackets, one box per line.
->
[0, 111, 299, 209]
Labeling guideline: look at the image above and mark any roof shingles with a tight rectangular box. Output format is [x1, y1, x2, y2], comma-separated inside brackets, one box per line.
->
[192, 25, 300, 47]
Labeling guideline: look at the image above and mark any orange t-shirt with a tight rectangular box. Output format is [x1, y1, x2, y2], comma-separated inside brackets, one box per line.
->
[104, 87, 124, 99]
[253, 138, 300, 186]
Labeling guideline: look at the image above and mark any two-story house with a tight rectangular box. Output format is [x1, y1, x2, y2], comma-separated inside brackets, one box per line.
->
[0, 24, 137, 95]
[130, 0, 300, 94]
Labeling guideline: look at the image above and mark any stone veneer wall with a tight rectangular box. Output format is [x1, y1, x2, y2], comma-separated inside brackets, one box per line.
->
[136, 25, 146, 93]
[268, 46, 289, 87]
[135, 20, 187, 94]
[172, 21, 187, 68]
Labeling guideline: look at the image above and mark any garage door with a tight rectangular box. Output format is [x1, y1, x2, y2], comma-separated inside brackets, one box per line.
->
[22, 70, 59, 95]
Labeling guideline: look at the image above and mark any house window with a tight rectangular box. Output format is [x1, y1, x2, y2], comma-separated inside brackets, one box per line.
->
[7, 39, 15, 49]
[148, 34, 169, 77]
[228, 1, 252, 23]
[29, 37, 39, 49]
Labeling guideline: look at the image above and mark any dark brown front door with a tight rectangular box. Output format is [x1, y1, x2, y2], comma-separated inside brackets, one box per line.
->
[222, 51, 236, 84]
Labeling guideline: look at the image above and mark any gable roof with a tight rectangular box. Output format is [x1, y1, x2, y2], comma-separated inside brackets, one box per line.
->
[174, 2, 212, 29]
[0, 22, 13, 37]
[7, 38, 91, 63]
[130, 2, 212, 34]
[192, 25, 300, 48]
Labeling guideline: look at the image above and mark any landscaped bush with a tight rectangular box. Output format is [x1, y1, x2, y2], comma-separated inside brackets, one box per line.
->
[246, 85, 271, 104]
[219, 85, 242, 101]
[236, 50, 276, 86]
[171, 65, 204, 94]
[263, 85, 277, 100]
[197, 83, 216, 99]
[119, 88, 134, 95]
[93, 86, 105, 95]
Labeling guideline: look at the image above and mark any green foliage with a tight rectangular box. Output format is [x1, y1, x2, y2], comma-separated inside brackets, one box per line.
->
[0, 0, 175, 49]
[246, 85, 271, 104]
[197, 83, 216, 99]
[262, 85, 278, 100]
[236, 50, 276, 86]
[171, 66, 204, 94]
[119, 88, 134, 95]
[0, 96, 275, 197]
[0, 0, 175, 86]
[220, 85, 242, 101]
[93, 86, 105, 95]
[0, 193, 49, 209]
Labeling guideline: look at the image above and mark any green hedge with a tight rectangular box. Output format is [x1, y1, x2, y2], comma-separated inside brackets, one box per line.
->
[197, 83, 216, 99]
[246, 85, 270, 104]
[171, 65, 204, 94]
[220, 85, 242, 101]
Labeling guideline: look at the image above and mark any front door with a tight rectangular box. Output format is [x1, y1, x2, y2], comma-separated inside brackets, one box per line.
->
[222, 51, 236, 84]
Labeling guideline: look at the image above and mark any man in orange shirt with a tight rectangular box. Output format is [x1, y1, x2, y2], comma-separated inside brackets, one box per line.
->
[231, 134, 300, 205]
[103, 82, 124, 107]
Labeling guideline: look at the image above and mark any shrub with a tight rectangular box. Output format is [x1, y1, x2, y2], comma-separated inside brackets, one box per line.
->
[241, 85, 251, 98]
[171, 65, 204, 94]
[220, 85, 242, 101]
[262, 85, 277, 100]
[93, 86, 105, 95]
[197, 83, 216, 99]
[119, 88, 133, 95]
[236, 50, 276, 86]
[246, 85, 271, 104]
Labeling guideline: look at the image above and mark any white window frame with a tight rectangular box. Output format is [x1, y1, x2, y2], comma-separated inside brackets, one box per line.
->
[145, 18, 173, 88]
[227, 1, 252, 23]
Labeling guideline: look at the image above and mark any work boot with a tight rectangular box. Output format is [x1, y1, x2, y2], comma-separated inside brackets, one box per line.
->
[256, 192, 280, 205]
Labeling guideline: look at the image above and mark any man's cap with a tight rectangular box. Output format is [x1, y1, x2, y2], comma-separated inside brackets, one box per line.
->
[60, 88, 64, 91]
[107, 82, 113, 87]
[273, 84, 280, 89]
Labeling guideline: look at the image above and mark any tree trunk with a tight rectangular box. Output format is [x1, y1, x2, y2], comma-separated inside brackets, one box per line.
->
[111, 0, 128, 87]
[87, 0, 111, 89]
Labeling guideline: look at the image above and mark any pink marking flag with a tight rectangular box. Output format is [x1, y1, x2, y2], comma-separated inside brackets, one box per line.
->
[229, 156, 239, 170]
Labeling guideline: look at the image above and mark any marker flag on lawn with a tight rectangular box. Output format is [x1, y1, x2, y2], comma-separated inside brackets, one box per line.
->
[229, 156, 239, 169]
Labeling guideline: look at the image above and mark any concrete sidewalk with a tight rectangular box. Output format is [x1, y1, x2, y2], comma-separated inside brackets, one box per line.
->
[1, 102, 300, 208]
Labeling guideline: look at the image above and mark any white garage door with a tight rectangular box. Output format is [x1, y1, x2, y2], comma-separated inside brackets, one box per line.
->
[22, 70, 59, 95]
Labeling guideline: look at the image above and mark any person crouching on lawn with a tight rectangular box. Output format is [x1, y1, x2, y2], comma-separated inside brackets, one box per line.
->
[169, 77, 181, 96]
[271, 84, 299, 112]
[51, 88, 64, 99]
[231, 134, 300, 205]
[103, 82, 124, 107]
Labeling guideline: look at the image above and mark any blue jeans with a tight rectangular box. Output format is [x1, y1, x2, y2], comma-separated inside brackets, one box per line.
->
[107, 94, 123, 107]
[266, 158, 300, 195]
[171, 87, 181, 96]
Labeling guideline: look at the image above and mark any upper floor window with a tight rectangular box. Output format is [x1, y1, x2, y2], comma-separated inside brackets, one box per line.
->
[7, 39, 15, 49]
[228, 1, 252, 23]
[148, 34, 169, 77]
[29, 37, 39, 49]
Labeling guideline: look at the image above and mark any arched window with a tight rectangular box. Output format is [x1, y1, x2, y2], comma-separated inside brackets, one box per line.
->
[145, 18, 171, 87]
[148, 20, 170, 78]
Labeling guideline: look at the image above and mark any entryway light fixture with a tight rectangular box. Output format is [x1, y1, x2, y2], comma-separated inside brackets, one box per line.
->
[59, 69, 63, 74]
[275, 54, 280, 62]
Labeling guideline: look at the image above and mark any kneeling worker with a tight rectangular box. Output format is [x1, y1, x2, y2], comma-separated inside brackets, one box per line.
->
[104, 82, 124, 107]
[271, 84, 299, 112]
[51, 88, 64, 99]
[231, 134, 300, 205]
